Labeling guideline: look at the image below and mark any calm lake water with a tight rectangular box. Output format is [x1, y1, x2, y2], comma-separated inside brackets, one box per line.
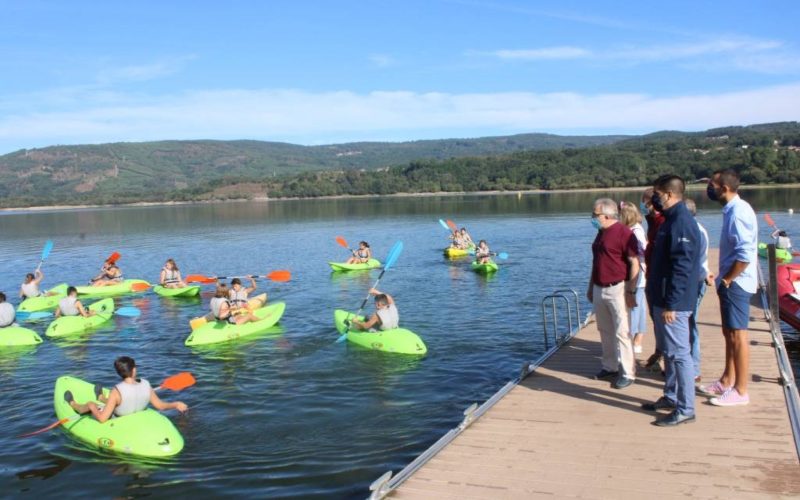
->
[1, 188, 799, 498]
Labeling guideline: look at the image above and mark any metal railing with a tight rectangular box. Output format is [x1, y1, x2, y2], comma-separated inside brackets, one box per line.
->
[758, 244, 800, 458]
[367, 287, 591, 499]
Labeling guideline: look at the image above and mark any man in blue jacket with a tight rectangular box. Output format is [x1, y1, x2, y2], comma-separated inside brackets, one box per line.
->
[642, 175, 703, 426]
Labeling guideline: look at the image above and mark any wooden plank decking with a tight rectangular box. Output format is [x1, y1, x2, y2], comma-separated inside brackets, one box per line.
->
[392, 250, 800, 498]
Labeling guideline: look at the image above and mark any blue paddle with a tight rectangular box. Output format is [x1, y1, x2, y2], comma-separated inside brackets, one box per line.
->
[495, 252, 509, 260]
[35, 240, 54, 273]
[337, 241, 404, 343]
[438, 219, 450, 231]
[16, 306, 141, 321]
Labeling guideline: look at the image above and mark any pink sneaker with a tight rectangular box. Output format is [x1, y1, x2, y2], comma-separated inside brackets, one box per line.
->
[710, 388, 750, 407]
[697, 380, 730, 397]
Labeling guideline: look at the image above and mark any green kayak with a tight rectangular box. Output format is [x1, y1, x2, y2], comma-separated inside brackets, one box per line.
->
[76, 279, 149, 298]
[53, 375, 184, 458]
[758, 243, 793, 263]
[45, 298, 114, 338]
[154, 285, 201, 297]
[329, 259, 382, 272]
[0, 326, 44, 347]
[185, 301, 286, 346]
[471, 260, 499, 274]
[18, 283, 68, 312]
[334, 310, 427, 355]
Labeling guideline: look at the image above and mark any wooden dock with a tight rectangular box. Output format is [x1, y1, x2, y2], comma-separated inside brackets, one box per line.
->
[390, 250, 800, 498]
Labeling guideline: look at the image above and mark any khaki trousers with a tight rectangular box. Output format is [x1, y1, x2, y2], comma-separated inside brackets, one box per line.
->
[593, 283, 635, 379]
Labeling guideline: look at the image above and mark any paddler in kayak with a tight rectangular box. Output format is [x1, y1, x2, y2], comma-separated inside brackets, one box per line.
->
[0, 292, 16, 327]
[211, 283, 259, 325]
[19, 270, 51, 299]
[771, 229, 793, 251]
[55, 286, 95, 318]
[91, 259, 123, 287]
[228, 277, 258, 309]
[349, 288, 399, 332]
[159, 258, 187, 289]
[459, 227, 475, 249]
[475, 240, 491, 264]
[448, 229, 465, 249]
[63, 356, 187, 423]
[346, 241, 372, 264]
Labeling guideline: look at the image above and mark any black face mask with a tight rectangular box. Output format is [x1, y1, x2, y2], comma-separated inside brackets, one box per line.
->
[707, 184, 720, 202]
[651, 193, 664, 212]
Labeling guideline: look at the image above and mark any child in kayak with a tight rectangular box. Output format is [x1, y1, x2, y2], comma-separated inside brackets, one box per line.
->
[55, 286, 95, 318]
[350, 288, 399, 332]
[0, 292, 16, 328]
[228, 277, 258, 310]
[475, 240, 491, 264]
[210, 283, 259, 325]
[19, 270, 45, 299]
[92, 260, 123, 287]
[459, 228, 475, 249]
[772, 229, 793, 251]
[159, 259, 187, 289]
[449, 229, 465, 249]
[346, 241, 372, 264]
[64, 355, 187, 423]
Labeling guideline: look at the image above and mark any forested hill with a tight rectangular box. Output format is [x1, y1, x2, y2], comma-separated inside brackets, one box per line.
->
[0, 133, 626, 207]
[2, 122, 799, 207]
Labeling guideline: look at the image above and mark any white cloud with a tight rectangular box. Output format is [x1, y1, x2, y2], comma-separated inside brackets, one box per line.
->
[95, 56, 196, 84]
[369, 54, 396, 68]
[488, 46, 591, 60]
[478, 37, 799, 73]
[1, 83, 799, 152]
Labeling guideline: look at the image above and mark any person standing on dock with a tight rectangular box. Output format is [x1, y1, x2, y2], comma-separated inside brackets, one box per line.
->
[685, 199, 714, 382]
[641, 187, 665, 371]
[587, 198, 640, 389]
[642, 175, 702, 426]
[700, 169, 758, 406]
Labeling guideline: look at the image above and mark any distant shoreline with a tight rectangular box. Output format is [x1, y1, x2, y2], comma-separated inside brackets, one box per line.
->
[2, 183, 798, 214]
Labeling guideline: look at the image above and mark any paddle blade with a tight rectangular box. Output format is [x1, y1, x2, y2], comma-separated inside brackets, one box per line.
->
[24, 311, 53, 321]
[764, 213, 776, 228]
[159, 372, 196, 392]
[106, 251, 121, 264]
[266, 270, 291, 282]
[130, 282, 151, 292]
[438, 219, 450, 231]
[41, 240, 54, 261]
[383, 241, 404, 271]
[497, 252, 509, 260]
[446, 219, 458, 231]
[335, 333, 348, 343]
[115, 307, 141, 317]
[335, 236, 349, 249]
[185, 274, 216, 284]
[189, 316, 207, 330]
[18, 417, 72, 438]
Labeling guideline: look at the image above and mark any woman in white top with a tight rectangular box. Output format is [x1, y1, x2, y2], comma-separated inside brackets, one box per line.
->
[619, 201, 648, 355]
[351, 288, 399, 331]
[0, 292, 16, 328]
[64, 356, 187, 422]
[159, 259, 187, 289]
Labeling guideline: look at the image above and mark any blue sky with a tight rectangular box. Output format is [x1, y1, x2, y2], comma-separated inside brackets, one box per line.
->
[1, 0, 799, 153]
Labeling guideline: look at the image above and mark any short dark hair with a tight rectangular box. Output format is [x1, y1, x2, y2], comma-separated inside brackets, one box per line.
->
[0, 292, 6, 302]
[359, 241, 369, 248]
[374, 294, 389, 306]
[653, 174, 685, 196]
[713, 168, 740, 192]
[25, 273, 35, 281]
[231, 278, 241, 285]
[67, 286, 77, 295]
[114, 356, 136, 378]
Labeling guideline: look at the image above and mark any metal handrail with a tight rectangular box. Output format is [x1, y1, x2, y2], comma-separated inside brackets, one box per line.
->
[758, 244, 800, 458]
[368, 287, 590, 499]
[541, 288, 581, 348]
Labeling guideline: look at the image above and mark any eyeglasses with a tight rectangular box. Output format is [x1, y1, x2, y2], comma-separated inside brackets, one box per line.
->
[591, 212, 605, 218]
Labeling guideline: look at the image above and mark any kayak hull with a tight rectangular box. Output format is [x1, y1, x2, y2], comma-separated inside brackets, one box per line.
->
[758, 242, 793, 263]
[154, 285, 201, 297]
[185, 301, 285, 346]
[778, 264, 800, 331]
[334, 310, 427, 355]
[76, 279, 149, 298]
[45, 298, 114, 338]
[471, 260, 499, 274]
[53, 376, 184, 458]
[443, 246, 475, 257]
[329, 259, 381, 272]
[18, 283, 69, 312]
[0, 326, 44, 347]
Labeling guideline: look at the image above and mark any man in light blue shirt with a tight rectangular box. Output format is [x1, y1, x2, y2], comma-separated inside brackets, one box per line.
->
[699, 169, 758, 407]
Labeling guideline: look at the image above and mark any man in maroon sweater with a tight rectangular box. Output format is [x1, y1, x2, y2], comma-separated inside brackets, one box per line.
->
[588, 198, 641, 389]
